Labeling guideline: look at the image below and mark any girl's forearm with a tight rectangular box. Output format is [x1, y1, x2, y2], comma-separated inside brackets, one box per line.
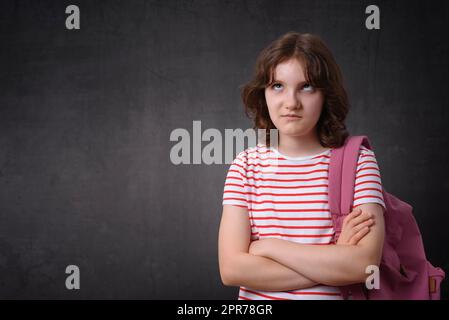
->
[223, 252, 318, 292]
[259, 239, 371, 286]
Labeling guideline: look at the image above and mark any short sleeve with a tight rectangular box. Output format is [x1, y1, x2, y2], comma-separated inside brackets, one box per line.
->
[352, 146, 386, 211]
[222, 151, 248, 209]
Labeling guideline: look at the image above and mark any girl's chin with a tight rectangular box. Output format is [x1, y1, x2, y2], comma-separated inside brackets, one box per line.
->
[277, 125, 309, 137]
[278, 130, 308, 137]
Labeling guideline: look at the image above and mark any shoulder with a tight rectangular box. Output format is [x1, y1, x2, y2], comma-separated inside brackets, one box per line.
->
[358, 145, 377, 160]
[229, 144, 273, 176]
[355, 145, 383, 174]
[234, 144, 271, 162]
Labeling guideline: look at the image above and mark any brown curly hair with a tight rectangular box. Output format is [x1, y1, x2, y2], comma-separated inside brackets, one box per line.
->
[240, 32, 350, 148]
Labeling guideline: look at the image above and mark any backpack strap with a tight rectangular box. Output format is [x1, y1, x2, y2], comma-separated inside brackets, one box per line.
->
[329, 135, 373, 299]
[329, 135, 372, 236]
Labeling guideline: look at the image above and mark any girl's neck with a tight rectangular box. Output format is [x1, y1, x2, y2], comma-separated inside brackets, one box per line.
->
[276, 131, 329, 158]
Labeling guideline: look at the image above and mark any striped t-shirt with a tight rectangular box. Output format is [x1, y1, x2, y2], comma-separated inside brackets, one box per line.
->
[222, 144, 386, 300]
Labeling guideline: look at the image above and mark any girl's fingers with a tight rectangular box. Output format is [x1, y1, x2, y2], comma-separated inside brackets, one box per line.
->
[348, 211, 373, 228]
[347, 219, 374, 242]
[349, 226, 370, 245]
[352, 219, 374, 233]
[340, 209, 374, 245]
[343, 208, 362, 226]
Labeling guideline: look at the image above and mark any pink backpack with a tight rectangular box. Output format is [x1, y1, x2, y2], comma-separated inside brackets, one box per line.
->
[328, 135, 445, 299]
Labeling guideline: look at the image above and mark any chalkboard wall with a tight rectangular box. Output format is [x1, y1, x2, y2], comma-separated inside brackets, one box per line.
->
[0, 0, 448, 299]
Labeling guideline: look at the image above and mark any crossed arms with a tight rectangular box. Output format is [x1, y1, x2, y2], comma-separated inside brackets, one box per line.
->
[218, 203, 385, 291]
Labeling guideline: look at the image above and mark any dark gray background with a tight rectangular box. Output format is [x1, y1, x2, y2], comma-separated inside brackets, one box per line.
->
[0, 0, 448, 299]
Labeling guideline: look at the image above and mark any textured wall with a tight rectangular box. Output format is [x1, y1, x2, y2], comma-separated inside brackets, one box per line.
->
[0, 0, 448, 299]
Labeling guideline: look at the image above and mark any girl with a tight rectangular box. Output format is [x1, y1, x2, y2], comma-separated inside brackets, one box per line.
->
[218, 32, 386, 300]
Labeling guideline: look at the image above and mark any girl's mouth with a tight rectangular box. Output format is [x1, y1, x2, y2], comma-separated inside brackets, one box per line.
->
[282, 115, 302, 120]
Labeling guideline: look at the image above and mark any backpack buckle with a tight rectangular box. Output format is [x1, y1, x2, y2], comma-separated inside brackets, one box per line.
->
[429, 277, 437, 294]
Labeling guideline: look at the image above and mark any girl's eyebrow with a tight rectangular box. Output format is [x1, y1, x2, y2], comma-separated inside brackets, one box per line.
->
[272, 78, 308, 85]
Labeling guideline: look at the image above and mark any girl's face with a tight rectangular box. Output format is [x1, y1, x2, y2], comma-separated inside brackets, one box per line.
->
[264, 58, 325, 139]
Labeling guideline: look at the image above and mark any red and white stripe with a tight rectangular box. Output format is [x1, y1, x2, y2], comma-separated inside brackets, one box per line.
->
[223, 144, 386, 300]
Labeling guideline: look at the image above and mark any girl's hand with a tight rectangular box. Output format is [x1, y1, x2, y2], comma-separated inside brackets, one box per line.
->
[336, 208, 375, 246]
[249, 238, 275, 256]
[249, 239, 262, 256]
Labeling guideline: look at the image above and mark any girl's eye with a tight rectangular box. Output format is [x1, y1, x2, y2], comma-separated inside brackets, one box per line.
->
[271, 83, 283, 91]
[302, 83, 314, 92]
[270, 83, 315, 92]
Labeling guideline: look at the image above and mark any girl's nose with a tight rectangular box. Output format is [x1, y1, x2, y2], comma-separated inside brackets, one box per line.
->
[285, 91, 301, 110]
